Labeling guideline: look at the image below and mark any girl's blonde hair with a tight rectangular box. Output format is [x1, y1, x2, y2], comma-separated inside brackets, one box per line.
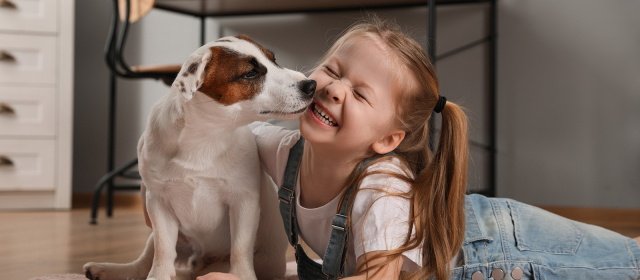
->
[319, 14, 469, 280]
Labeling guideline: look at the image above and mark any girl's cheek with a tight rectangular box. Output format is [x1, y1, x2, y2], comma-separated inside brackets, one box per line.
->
[308, 70, 322, 81]
[309, 72, 330, 87]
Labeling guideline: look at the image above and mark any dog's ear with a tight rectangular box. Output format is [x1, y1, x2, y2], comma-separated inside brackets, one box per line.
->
[173, 51, 213, 101]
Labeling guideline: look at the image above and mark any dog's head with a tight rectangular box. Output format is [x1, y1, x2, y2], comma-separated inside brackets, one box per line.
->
[173, 35, 315, 121]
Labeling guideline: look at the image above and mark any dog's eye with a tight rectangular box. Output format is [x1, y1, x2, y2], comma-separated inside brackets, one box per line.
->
[243, 69, 259, 79]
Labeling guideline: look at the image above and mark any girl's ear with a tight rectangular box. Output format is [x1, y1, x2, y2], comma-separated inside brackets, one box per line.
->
[372, 130, 405, 154]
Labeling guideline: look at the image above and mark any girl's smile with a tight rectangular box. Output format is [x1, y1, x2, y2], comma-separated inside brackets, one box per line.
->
[309, 102, 339, 127]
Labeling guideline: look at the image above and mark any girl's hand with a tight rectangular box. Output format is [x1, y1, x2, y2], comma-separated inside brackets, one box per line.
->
[196, 272, 241, 280]
[347, 252, 404, 280]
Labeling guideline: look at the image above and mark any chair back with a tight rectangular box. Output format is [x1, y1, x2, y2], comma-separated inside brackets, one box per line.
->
[118, 0, 155, 23]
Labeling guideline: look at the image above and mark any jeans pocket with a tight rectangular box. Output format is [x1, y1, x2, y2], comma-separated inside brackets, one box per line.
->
[507, 200, 583, 255]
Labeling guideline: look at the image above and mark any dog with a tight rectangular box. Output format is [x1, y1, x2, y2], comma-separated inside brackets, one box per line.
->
[84, 35, 316, 280]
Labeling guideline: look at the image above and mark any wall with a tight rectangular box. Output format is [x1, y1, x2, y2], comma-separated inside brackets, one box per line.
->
[497, 0, 640, 208]
[73, 1, 640, 209]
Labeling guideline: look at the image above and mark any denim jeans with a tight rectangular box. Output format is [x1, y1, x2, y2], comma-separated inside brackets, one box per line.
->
[453, 194, 640, 280]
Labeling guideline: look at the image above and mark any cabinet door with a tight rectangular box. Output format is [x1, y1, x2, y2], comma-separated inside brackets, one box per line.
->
[0, 86, 56, 136]
[0, 33, 57, 84]
[0, 139, 55, 191]
[0, 0, 58, 33]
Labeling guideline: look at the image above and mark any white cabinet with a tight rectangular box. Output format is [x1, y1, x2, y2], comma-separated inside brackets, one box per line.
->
[0, 0, 58, 33]
[0, 139, 56, 191]
[0, 34, 58, 84]
[0, 86, 57, 136]
[0, 0, 74, 210]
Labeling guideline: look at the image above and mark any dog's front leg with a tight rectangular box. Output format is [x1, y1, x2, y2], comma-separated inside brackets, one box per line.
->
[146, 197, 180, 280]
[227, 192, 260, 280]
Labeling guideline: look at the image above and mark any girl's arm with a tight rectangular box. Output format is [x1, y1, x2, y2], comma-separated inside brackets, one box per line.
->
[250, 122, 300, 186]
[195, 251, 404, 280]
[345, 251, 403, 280]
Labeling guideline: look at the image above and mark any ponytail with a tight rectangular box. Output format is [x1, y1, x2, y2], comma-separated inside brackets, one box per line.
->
[409, 101, 468, 280]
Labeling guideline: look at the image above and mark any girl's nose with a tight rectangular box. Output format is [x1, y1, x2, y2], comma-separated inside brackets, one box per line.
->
[325, 80, 347, 104]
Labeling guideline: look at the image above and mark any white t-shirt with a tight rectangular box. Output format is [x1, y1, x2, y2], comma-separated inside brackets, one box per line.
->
[250, 122, 460, 276]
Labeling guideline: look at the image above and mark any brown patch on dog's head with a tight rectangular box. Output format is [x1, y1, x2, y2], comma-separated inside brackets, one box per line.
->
[197, 46, 267, 105]
[235, 34, 277, 65]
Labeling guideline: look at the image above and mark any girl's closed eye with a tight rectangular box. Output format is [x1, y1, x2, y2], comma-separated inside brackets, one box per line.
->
[323, 64, 368, 102]
[325, 66, 339, 78]
[352, 89, 369, 104]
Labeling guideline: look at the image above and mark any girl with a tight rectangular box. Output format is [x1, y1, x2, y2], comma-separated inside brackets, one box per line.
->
[150, 16, 640, 280]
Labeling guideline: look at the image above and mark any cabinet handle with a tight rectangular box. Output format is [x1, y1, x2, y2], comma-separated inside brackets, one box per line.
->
[0, 102, 14, 114]
[0, 0, 16, 9]
[0, 156, 13, 167]
[0, 50, 16, 62]
[0, 0, 18, 9]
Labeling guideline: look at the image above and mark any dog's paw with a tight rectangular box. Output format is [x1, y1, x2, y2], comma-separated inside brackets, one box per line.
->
[83, 262, 143, 280]
[83, 262, 112, 280]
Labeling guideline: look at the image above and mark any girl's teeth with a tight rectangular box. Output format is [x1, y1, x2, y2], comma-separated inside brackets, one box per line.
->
[313, 104, 337, 126]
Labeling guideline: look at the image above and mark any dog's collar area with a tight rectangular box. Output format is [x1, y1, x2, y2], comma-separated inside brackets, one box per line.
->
[259, 106, 308, 115]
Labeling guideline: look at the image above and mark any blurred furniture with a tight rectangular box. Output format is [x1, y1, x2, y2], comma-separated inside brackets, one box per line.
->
[90, 0, 182, 224]
[0, 0, 75, 210]
[91, 0, 497, 223]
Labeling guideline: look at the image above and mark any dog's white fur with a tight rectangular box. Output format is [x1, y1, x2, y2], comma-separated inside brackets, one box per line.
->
[84, 36, 313, 280]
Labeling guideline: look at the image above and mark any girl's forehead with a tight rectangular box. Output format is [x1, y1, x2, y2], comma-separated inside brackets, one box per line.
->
[336, 35, 389, 57]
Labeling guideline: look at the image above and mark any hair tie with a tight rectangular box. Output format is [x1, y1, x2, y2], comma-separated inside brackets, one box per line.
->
[433, 96, 447, 113]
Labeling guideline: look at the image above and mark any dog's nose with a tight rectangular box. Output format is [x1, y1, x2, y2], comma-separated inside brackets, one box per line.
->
[298, 80, 316, 98]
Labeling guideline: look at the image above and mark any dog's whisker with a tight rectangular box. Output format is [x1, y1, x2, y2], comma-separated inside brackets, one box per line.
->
[276, 96, 292, 120]
[233, 110, 240, 128]
[196, 99, 216, 105]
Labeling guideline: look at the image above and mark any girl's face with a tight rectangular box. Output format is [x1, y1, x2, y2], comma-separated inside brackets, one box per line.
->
[300, 35, 404, 156]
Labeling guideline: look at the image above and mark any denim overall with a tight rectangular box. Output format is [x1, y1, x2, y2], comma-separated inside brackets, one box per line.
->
[278, 137, 390, 280]
[278, 138, 640, 280]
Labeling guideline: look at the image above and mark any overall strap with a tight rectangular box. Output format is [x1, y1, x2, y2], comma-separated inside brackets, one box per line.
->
[278, 137, 305, 246]
[321, 153, 395, 279]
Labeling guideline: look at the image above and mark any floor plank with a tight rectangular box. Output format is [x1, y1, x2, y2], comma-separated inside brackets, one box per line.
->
[0, 203, 638, 280]
[0, 207, 150, 280]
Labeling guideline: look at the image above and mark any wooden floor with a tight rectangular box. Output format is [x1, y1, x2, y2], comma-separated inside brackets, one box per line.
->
[0, 196, 639, 280]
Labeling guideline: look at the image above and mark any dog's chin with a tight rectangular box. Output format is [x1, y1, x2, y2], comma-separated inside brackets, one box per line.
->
[258, 106, 309, 120]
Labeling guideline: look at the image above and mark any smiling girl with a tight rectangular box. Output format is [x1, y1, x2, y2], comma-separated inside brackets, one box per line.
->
[170, 15, 640, 280]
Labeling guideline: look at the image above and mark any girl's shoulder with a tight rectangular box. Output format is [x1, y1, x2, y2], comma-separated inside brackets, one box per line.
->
[351, 156, 413, 215]
[351, 156, 422, 270]
[358, 156, 413, 194]
[249, 121, 301, 149]
[249, 121, 301, 186]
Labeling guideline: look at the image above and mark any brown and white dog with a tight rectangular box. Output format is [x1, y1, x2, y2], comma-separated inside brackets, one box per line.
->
[83, 35, 316, 280]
